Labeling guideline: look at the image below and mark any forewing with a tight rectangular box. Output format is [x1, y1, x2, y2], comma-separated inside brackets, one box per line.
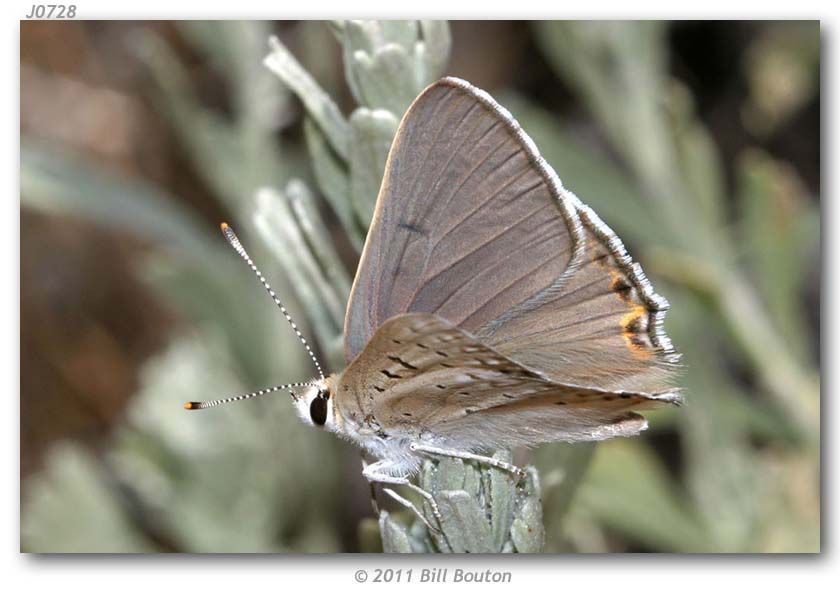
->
[337, 313, 678, 447]
[344, 77, 583, 363]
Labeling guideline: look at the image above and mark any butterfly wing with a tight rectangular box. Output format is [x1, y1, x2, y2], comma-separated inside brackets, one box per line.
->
[345, 78, 582, 358]
[479, 200, 680, 393]
[337, 313, 678, 447]
[345, 77, 679, 396]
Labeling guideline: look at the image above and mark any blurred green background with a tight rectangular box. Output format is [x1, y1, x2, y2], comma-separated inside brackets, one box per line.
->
[20, 20, 820, 553]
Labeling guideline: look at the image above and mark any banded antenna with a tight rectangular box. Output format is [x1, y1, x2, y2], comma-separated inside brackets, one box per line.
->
[220, 222, 325, 379]
[184, 222, 325, 411]
[184, 382, 314, 410]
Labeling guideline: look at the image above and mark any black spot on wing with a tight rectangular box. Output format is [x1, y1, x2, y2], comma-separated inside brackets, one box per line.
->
[624, 315, 644, 333]
[398, 221, 425, 236]
[387, 355, 418, 370]
[610, 277, 633, 300]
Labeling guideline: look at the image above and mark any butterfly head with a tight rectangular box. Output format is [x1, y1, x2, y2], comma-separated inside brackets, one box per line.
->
[292, 379, 336, 430]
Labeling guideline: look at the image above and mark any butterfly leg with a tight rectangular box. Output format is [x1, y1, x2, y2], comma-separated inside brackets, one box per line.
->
[362, 461, 444, 524]
[409, 442, 526, 479]
[382, 488, 435, 532]
[361, 458, 382, 517]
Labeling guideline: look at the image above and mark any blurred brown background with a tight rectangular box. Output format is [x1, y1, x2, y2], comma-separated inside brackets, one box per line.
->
[20, 20, 820, 552]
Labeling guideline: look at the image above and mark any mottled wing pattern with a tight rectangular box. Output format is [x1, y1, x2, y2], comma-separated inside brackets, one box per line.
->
[337, 313, 678, 447]
[345, 78, 582, 362]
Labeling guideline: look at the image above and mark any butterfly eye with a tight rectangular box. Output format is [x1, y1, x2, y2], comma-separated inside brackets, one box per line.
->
[309, 392, 328, 426]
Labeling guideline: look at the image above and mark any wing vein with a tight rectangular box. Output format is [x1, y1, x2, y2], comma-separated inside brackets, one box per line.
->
[416, 202, 555, 301]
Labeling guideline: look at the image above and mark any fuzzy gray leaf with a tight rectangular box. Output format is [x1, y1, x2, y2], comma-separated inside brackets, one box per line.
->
[349, 108, 399, 228]
[265, 36, 350, 160]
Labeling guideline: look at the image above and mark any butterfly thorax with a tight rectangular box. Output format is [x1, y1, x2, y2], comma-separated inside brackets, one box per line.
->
[327, 370, 428, 473]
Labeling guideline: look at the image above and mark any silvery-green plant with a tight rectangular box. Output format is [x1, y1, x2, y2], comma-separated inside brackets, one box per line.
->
[379, 452, 544, 553]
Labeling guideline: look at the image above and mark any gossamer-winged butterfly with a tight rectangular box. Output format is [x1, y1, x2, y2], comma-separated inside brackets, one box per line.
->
[186, 77, 682, 516]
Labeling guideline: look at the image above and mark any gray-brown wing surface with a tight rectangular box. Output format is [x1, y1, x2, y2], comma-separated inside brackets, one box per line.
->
[479, 201, 681, 393]
[345, 78, 582, 361]
[336, 313, 678, 448]
[345, 77, 680, 397]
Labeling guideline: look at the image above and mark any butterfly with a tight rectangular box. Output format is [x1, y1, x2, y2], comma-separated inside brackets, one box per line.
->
[186, 77, 681, 517]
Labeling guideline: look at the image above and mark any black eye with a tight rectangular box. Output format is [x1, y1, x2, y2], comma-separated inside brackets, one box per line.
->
[309, 392, 328, 426]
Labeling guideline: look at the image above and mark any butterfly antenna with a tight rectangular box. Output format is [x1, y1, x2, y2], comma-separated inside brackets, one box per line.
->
[219, 222, 325, 379]
[184, 382, 313, 410]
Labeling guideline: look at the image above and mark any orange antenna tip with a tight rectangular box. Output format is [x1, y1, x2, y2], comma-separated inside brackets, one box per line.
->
[220, 222, 230, 232]
[184, 402, 200, 410]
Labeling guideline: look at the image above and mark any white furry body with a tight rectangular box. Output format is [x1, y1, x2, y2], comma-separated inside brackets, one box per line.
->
[293, 370, 654, 479]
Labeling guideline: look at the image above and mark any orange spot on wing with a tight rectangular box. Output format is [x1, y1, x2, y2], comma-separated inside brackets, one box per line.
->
[619, 303, 646, 330]
[620, 304, 651, 357]
[595, 256, 654, 358]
